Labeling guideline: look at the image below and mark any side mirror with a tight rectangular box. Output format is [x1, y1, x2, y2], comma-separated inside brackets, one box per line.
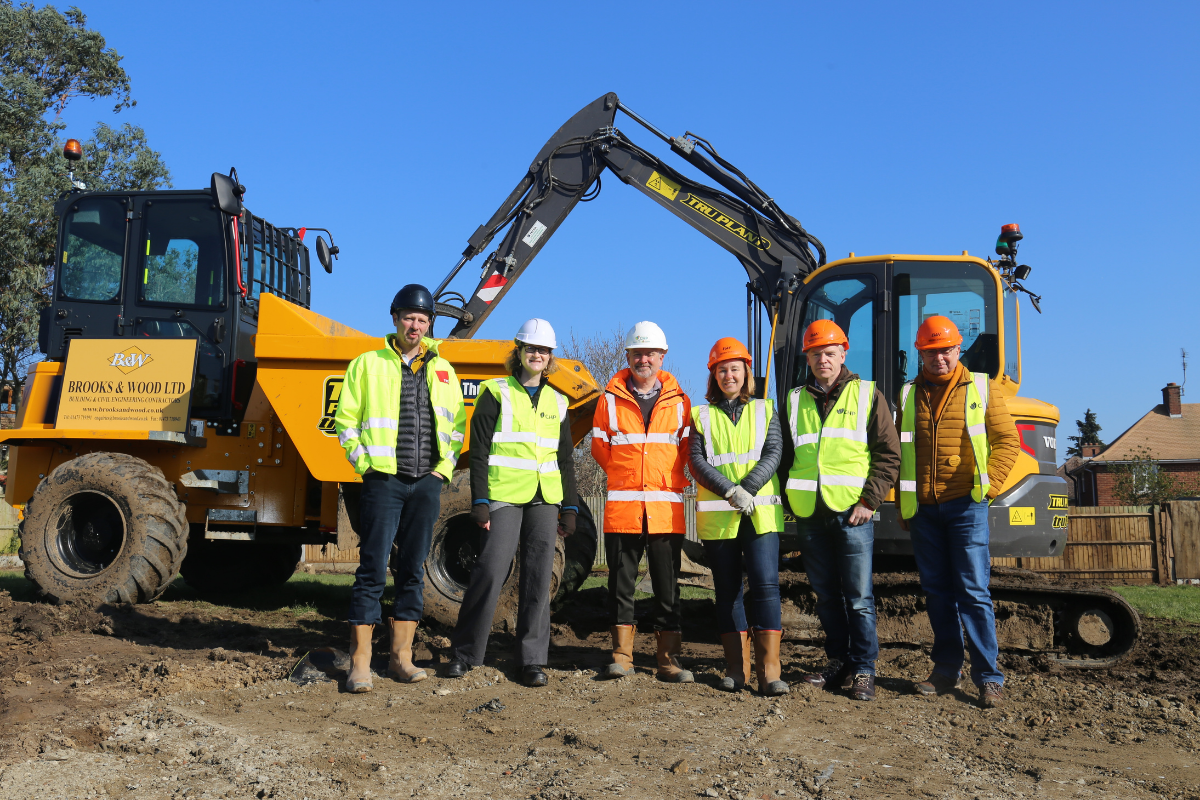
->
[210, 172, 242, 216]
[316, 236, 338, 274]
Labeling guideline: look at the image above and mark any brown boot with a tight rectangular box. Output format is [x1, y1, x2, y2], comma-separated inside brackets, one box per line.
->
[602, 625, 636, 679]
[388, 619, 427, 683]
[752, 629, 789, 696]
[655, 630, 694, 684]
[719, 631, 751, 692]
[346, 623, 374, 693]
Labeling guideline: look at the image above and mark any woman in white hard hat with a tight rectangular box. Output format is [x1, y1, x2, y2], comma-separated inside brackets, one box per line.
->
[445, 318, 579, 687]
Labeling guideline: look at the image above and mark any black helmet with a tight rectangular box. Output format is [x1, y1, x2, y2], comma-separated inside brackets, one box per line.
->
[390, 284, 435, 316]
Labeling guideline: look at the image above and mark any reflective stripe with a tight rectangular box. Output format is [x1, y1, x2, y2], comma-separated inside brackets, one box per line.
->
[786, 478, 818, 491]
[979, 471, 989, 485]
[752, 399, 767, 459]
[967, 423, 987, 438]
[433, 406, 455, 423]
[681, 426, 691, 439]
[347, 445, 367, 463]
[338, 427, 361, 445]
[754, 494, 782, 506]
[700, 405, 716, 466]
[607, 490, 685, 503]
[794, 432, 820, 447]
[492, 431, 560, 448]
[362, 417, 399, 431]
[820, 427, 868, 443]
[556, 393, 568, 422]
[438, 431, 451, 444]
[611, 431, 681, 446]
[450, 430, 464, 442]
[697, 499, 734, 513]
[606, 392, 620, 435]
[820, 474, 866, 488]
[789, 389, 801, 445]
[899, 431, 913, 443]
[497, 380, 515, 434]
[364, 445, 396, 457]
[900, 480, 916, 493]
[676, 402, 683, 433]
[856, 380, 871, 438]
[488, 454, 540, 471]
[899, 382, 914, 424]
[645, 432, 679, 444]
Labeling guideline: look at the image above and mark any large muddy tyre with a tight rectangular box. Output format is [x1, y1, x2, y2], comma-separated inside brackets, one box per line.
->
[19, 452, 188, 604]
[180, 538, 302, 596]
[414, 470, 565, 633]
[552, 502, 598, 612]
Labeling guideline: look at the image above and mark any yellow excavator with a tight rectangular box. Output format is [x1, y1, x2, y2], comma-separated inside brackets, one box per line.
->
[2, 93, 1138, 666]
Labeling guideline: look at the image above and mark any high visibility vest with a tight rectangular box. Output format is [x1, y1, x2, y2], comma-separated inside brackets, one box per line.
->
[784, 380, 875, 516]
[691, 400, 784, 540]
[590, 370, 691, 534]
[897, 372, 992, 519]
[334, 335, 466, 477]
[481, 376, 567, 505]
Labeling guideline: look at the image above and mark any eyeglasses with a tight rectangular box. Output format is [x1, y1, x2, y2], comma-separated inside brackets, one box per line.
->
[523, 346, 552, 356]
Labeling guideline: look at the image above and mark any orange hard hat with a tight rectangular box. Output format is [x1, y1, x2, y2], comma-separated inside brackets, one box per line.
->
[802, 320, 849, 352]
[707, 337, 752, 369]
[915, 315, 964, 350]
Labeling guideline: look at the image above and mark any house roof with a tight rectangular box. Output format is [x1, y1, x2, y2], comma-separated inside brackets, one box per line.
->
[1089, 403, 1200, 463]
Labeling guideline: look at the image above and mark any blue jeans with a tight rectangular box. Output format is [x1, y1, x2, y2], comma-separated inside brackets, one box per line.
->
[348, 471, 443, 625]
[702, 521, 781, 634]
[909, 494, 1004, 687]
[798, 509, 878, 675]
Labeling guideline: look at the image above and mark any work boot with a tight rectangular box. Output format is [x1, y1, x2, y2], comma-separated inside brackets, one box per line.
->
[752, 629, 789, 696]
[719, 631, 752, 692]
[915, 670, 962, 697]
[655, 631, 694, 683]
[849, 673, 876, 701]
[802, 658, 852, 691]
[387, 619, 427, 683]
[521, 665, 548, 687]
[979, 682, 1005, 708]
[602, 625, 636, 679]
[346, 623, 374, 693]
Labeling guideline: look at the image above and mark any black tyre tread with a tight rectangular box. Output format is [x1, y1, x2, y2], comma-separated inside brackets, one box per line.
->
[19, 451, 188, 605]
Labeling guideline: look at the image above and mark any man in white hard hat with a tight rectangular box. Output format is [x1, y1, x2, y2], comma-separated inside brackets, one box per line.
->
[592, 321, 694, 683]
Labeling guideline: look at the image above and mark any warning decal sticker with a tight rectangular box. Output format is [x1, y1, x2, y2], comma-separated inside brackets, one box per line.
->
[646, 171, 681, 201]
[1009, 507, 1036, 526]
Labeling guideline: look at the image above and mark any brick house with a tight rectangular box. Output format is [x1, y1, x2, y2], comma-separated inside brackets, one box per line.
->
[1067, 383, 1200, 506]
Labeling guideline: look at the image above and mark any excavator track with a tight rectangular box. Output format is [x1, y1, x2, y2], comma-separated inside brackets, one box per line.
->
[778, 566, 1141, 669]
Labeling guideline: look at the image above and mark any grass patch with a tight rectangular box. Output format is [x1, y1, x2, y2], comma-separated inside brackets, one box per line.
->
[1111, 584, 1200, 624]
[580, 573, 714, 600]
[0, 532, 18, 556]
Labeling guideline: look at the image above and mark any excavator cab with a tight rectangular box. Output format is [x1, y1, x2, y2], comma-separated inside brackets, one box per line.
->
[38, 171, 315, 434]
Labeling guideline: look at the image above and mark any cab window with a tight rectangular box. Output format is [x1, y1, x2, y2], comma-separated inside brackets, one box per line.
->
[797, 274, 875, 385]
[59, 197, 126, 302]
[138, 200, 226, 307]
[894, 262, 998, 387]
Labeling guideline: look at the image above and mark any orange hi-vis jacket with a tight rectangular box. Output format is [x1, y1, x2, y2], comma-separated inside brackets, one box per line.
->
[591, 369, 691, 534]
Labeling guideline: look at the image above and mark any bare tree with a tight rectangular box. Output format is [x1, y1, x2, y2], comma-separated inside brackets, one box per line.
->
[560, 325, 628, 499]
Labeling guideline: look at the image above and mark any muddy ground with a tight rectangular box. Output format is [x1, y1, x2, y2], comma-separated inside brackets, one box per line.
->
[0, 571, 1198, 800]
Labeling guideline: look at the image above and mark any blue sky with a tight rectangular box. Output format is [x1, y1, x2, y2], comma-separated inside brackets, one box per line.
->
[56, 0, 1198, 461]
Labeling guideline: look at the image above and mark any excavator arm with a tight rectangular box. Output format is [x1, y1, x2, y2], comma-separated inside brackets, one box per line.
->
[436, 92, 826, 346]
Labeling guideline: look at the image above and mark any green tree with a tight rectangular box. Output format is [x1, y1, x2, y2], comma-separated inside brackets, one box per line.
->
[1066, 408, 1105, 458]
[0, 2, 170, 395]
[1110, 446, 1184, 506]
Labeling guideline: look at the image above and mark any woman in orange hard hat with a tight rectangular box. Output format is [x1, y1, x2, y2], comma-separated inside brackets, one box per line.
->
[778, 319, 900, 702]
[895, 315, 1020, 708]
[688, 338, 787, 695]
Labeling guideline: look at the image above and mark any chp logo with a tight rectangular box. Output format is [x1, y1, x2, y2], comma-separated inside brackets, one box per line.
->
[108, 346, 154, 375]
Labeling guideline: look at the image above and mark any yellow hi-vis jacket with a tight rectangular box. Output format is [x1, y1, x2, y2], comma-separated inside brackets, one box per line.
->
[480, 376, 568, 504]
[897, 372, 991, 518]
[784, 380, 875, 516]
[333, 335, 466, 477]
[691, 399, 784, 540]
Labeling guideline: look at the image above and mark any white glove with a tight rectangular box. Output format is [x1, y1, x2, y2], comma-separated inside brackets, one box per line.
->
[725, 485, 756, 516]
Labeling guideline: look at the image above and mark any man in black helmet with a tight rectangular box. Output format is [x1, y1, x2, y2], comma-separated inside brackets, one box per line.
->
[334, 284, 466, 693]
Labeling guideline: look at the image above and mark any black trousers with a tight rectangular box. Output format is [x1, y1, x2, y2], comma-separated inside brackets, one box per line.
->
[607, 531, 684, 631]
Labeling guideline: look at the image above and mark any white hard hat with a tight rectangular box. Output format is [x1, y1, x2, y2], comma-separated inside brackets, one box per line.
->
[624, 321, 668, 351]
[514, 318, 557, 349]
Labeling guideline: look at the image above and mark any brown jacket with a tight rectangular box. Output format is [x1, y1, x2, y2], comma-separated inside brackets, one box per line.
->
[778, 366, 901, 512]
[904, 364, 1021, 504]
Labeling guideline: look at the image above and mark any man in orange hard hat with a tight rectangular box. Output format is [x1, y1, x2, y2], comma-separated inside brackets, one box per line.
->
[778, 319, 899, 701]
[895, 315, 1020, 708]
